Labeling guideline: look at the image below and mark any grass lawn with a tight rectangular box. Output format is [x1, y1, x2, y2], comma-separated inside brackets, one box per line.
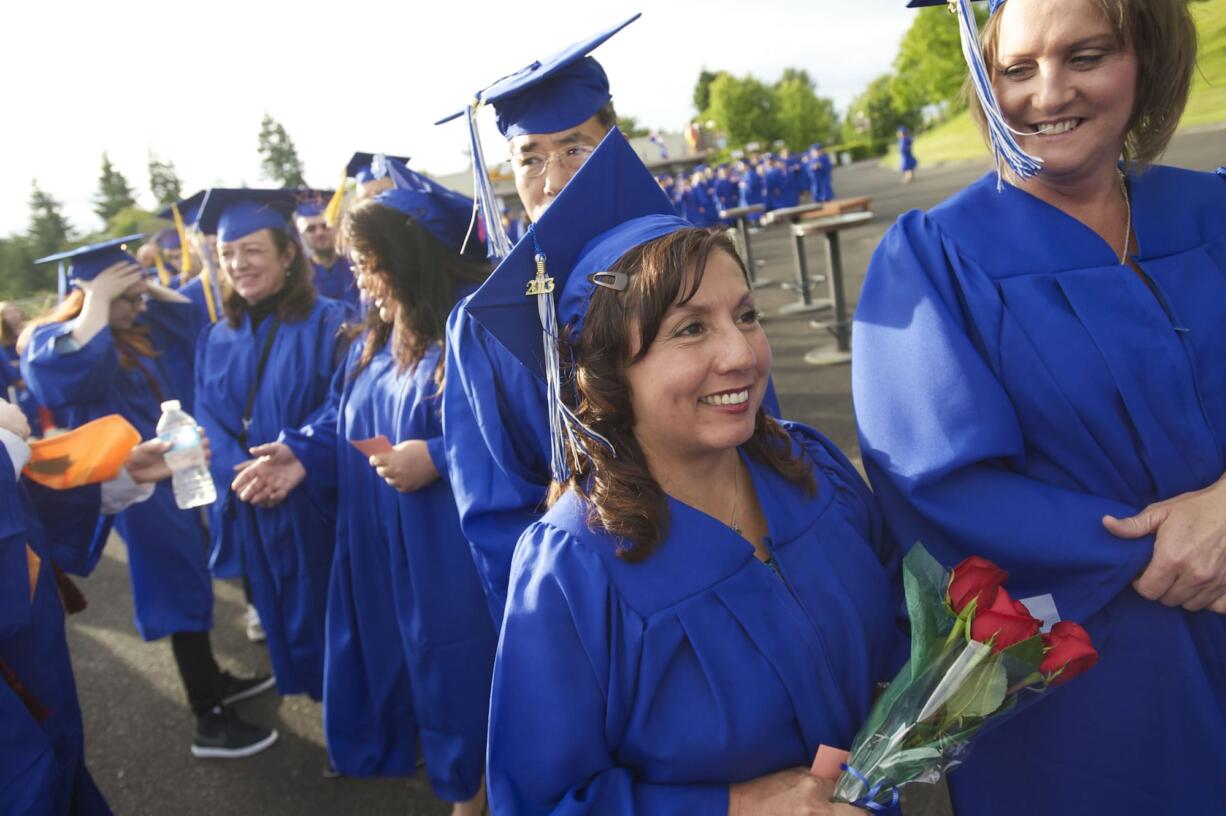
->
[882, 0, 1226, 167]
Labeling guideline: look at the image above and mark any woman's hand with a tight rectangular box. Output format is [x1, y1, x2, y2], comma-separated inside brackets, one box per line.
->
[1104, 474, 1226, 612]
[231, 442, 305, 508]
[77, 261, 144, 303]
[72, 261, 145, 346]
[369, 439, 439, 493]
[0, 399, 31, 441]
[124, 428, 211, 485]
[728, 768, 862, 816]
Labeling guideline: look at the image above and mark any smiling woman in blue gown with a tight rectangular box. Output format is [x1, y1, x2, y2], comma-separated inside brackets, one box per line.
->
[232, 166, 497, 812]
[853, 1, 1226, 813]
[475, 132, 905, 815]
[193, 190, 348, 702]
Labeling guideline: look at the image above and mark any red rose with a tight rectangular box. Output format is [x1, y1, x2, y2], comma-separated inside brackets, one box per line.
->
[1040, 621, 1098, 686]
[948, 556, 1009, 614]
[970, 587, 1041, 652]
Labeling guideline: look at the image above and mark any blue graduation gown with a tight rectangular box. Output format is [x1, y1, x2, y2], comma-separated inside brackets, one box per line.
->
[284, 338, 496, 797]
[194, 297, 347, 698]
[312, 258, 360, 312]
[0, 449, 111, 815]
[2, 344, 44, 436]
[738, 170, 764, 221]
[488, 422, 905, 815]
[852, 166, 1226, 815]
[898, 137, 917, 173]
[444, 303, 785, 627]
[21, 302, 212, 641]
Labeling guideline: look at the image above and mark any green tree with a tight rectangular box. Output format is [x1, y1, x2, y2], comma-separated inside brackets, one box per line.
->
[890, 6, 985, 118]
[706, 73, 778, 148]
[93, 153, 136, 226]
[105, 206, 159, 240]
[778, 68, 815, 90]
[0, 237, 37, 298]
[843, 74, 920, 144]
[148, 150, 183, 208]
[28, 181, 73, 260]
[773, 76, 839, 151]
[693, 69, 724, 114]
[257, 114, 307, 187]
[616, 115, 651, 138]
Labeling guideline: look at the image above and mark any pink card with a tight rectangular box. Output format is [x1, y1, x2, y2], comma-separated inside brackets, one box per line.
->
[349, 435, 393, 457]
[811, 744, 850, 780]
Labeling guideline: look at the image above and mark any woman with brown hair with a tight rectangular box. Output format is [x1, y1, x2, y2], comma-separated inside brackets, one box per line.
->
[479, 133, 905, 814]
[854, 0, 1225, 812]
[20, 236, 277, 760]
[232, 163, 497, 809]
[193, 190, 349, 711]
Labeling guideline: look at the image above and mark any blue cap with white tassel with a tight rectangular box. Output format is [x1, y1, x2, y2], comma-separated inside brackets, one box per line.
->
[435, 13, 642, 262]
[462, 128, 688, 481]
[906, 0, 1042, 185]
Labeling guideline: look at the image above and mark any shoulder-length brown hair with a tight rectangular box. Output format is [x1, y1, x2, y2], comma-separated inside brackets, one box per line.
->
[16, 289, 159, 370]
[552, 227, 815, 562]
[221, 226, 317, 327]
[972, 0, 1197, 169]
[341, 198, 489, 387]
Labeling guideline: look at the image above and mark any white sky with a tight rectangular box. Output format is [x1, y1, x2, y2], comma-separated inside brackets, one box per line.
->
[0, 1, 910, 237]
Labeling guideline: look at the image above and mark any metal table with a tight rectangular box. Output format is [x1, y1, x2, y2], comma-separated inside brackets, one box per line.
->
[718, 204, 769, 287]
[785, 211, 874, 364]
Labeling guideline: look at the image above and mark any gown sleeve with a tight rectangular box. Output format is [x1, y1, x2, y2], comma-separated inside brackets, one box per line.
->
[442, 305, 552, 622]
[488, 521, 729, 816]
[852, 211, 1153, 626]
[20, 323, 119, 409]
[0, 446, 32, 641]
[279, 356, 344, 510]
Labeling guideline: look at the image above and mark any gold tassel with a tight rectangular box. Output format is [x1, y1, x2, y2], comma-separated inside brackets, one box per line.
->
[153, 253, 171, 287]
[170, 204, 193, 278]
[323, 172, 348, 228]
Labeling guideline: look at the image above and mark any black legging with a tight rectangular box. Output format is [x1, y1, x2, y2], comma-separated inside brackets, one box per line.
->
[170, 631, 224, 716]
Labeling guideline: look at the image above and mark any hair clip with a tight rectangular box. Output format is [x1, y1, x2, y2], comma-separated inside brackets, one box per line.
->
[589, 270, 628, 291]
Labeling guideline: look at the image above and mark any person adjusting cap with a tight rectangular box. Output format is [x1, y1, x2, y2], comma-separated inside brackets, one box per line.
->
[35, 234, 145, 300]
[435, 13, 641, 259]
[463, 128, 686, 480]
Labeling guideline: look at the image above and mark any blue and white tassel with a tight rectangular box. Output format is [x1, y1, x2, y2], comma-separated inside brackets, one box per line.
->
[528, 225, 615, 482]
[465, 100, 514, 260]
[950, 0, 1043, 187]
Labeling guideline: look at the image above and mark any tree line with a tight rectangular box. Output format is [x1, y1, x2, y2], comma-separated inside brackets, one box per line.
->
[0, 114, 309, 300]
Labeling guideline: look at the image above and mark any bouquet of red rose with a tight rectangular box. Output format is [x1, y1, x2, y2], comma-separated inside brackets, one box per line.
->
[823, 544, 1098, 811]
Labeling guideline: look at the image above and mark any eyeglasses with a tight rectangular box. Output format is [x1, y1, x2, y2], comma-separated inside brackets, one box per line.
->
[116, 292, 149, 307]
[510, 144, 596, 179]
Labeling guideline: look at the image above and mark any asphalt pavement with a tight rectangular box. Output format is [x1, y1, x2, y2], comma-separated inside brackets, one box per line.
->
[67, 128, 1224, 816]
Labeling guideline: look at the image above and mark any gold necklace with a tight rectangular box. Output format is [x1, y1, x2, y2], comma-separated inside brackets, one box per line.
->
[1118, 169, 1132, 266]
[729, 462, 742, 536]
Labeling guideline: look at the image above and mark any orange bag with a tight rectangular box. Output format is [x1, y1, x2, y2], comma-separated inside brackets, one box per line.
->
[22, 415, 141, 490]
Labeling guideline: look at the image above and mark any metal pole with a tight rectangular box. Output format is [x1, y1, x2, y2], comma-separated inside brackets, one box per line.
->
[824, 231, 850, 352]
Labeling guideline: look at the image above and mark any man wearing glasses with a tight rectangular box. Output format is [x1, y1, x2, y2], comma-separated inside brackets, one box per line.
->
[438, 15, 640, 625]
[294, 199, 358, 311]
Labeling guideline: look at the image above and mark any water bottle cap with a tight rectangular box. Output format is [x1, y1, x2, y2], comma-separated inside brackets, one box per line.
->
[161, 400, 182, 412]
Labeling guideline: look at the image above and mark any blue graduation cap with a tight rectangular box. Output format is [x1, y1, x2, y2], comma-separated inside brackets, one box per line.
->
[435, 13, 641, 261]
[157, 190, 207, 229]
[294, 190, 334, 219]
[35, 234, 144, 299]
[464, 128, 687, 480]
[905, 0, 1038, 185]
[346, 152, 411, 184]
[197, 189, 300, 242]
[372, 156, 483, 257]
[155, 227, 180, 249]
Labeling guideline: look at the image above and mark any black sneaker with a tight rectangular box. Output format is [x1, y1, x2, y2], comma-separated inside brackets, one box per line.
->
[219, 671, 276, 706]
[191, 706, 278, 759]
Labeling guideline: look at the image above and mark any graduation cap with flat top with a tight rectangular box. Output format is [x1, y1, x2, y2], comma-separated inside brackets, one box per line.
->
[465, 128, 684, 382]
[196, 189, 301, 242]
[35, 234, 144, 285]
[346, 152, 411, 184]
[157, 190, 207, 228]
[373, 156, 482, 257]
[435, 13, 641, 260]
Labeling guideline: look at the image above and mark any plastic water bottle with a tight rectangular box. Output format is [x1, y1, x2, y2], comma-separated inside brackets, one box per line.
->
[157, 400, 216, 509]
